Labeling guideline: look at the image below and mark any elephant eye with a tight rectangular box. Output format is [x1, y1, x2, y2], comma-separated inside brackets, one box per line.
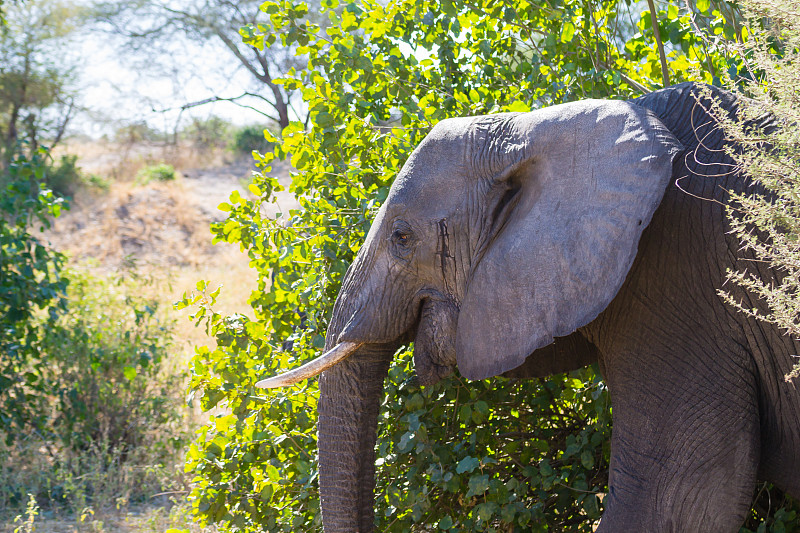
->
[389, 222, 415, 259]
[393, 229, 411, 246]
[392, 229, 411, 248]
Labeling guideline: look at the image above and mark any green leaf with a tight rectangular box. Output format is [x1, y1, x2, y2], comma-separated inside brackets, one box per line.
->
[561, 21, 576, 43]
[266, 464, 280, 481]
[123, 366, 137, 380]
[581, 450, 595, 469]
[456, 455, 480, 474]
[466, 474, 490, 497]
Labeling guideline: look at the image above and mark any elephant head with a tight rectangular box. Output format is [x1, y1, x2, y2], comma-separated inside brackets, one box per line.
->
[258, 98, 682, 531]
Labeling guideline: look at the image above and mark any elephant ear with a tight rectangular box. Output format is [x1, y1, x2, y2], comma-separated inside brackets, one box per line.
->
[455, 100, 682, 380]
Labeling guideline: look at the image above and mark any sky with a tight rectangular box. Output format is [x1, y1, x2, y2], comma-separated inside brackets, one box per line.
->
[73, 19, 272, 138]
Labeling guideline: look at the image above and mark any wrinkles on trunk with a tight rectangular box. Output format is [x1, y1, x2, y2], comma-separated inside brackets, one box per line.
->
[318, 344, 394, 533]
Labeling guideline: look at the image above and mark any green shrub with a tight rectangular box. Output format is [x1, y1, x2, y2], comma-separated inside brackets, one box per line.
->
[230, 125, 274, 155]
[40, 268, 185, 454]
[44, 154, 112, 196]
[0, 145, 187, 519]
[0, 145, 68, 440]
[136, 162, 178, 185]
[81, 172, 111, 191]
[46, 154, 82, 197]
[184, 115, 232, 149]
[0, 266, 188, 517]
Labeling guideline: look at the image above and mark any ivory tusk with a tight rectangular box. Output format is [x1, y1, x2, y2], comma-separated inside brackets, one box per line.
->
[255, 341, 363, 388]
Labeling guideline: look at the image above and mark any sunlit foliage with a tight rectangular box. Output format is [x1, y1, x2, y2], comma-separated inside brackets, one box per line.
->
[180, 0, 797, 530]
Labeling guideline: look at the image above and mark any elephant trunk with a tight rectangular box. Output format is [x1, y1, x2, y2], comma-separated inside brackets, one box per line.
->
[318, 342, 394, 532]
[303, 227, 403, 530]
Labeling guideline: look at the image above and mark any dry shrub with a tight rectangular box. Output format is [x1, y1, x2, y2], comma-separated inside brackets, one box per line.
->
[0, 435, 186, 520]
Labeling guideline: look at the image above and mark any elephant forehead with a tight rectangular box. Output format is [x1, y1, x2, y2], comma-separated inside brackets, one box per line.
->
[387, 115, 494, 211]
[387, 165, 469, 217]
[387, 160, 467, 216]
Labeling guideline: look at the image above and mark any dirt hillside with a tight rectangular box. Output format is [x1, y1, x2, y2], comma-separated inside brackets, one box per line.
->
[42, 141, 299, 352]
[46, 143, 297, 270]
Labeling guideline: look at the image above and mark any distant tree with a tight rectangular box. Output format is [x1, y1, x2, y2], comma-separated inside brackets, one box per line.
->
[181, 115, 232, 149]
[0, 0, 81, 165]
[92, 0, 323, 131]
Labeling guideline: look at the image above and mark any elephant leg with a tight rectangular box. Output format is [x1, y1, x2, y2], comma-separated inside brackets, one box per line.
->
[596, 347, 760, 532]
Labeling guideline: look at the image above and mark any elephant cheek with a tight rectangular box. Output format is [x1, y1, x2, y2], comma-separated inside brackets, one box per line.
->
[413, 297, 459, 386]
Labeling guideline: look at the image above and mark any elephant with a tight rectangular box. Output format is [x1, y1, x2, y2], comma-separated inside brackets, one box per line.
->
[257, 82, 800, 532]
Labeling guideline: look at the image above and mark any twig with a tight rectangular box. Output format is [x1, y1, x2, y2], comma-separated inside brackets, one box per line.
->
[647, 0, 671, 87]
[150, 490, 189, 498]
[152, 93, 278, 122]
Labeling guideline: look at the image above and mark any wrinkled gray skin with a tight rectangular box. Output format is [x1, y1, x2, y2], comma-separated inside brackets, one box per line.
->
[315, 83, 800, 532]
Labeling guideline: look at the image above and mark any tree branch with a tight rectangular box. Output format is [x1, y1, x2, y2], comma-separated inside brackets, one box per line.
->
[647, 0, 671, 87]
[155, 92, 280, 123]
[50, 98, 76, 149]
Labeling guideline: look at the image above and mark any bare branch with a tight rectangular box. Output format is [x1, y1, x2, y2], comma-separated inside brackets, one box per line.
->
[647, 0, 671, 87]
[153, 92, 279, 122]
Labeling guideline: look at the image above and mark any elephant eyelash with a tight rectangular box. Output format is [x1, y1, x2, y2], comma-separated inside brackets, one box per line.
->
[393, 230, 411, 246]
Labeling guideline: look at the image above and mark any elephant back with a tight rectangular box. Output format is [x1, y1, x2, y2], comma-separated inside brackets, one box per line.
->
[633, 82, 775, 203]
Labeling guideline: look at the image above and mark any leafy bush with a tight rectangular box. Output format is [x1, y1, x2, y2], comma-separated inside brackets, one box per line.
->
[230, 125, 274, 155]
[41, 268, 185, 454]
[182, 0, 798, 531]
[0, 146, 188, 519]
[42, 153, 112, 197]
[45, 154, 82, 197]
[136, 162, 178, 184]
[184, 115, 232, 149]
[0, 146, 68, 440]
[0, 266, 188, 516]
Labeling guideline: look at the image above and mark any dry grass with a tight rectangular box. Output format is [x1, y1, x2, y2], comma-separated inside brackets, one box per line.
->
[46, 136, 297, 357]
[0, 434, 202, 533]
[45, 139, 274, 351]
[46, 180, 211, 267]
[2, 501, 217, 533]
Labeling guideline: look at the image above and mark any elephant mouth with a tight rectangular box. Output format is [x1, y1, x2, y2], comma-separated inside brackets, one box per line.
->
[257, 289, 459, 389]
[411, 292, 459, 385]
